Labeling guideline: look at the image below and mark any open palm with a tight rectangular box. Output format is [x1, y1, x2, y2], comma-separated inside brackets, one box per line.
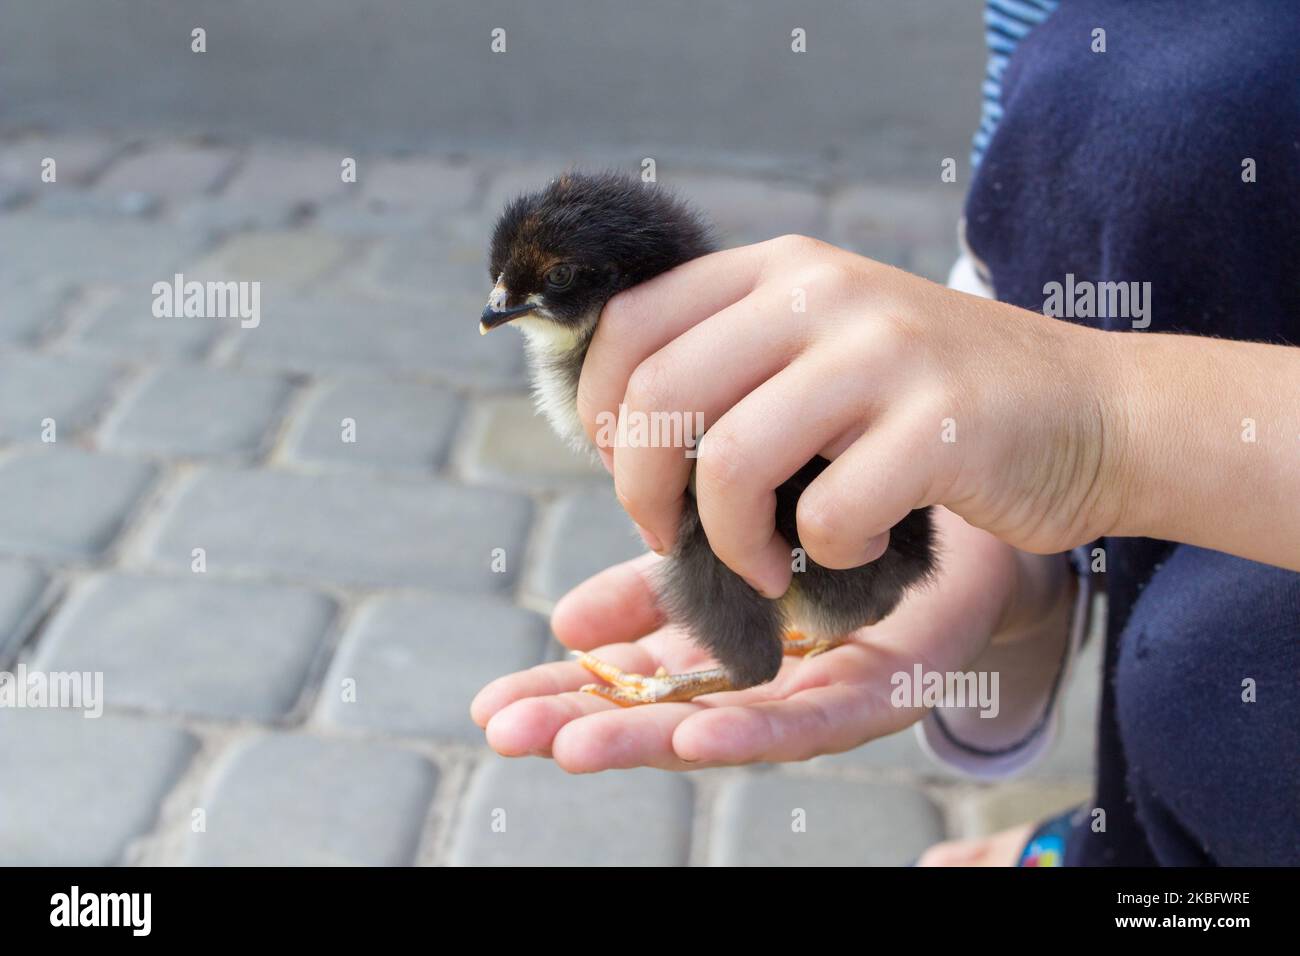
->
[471, 511, 1030, 772]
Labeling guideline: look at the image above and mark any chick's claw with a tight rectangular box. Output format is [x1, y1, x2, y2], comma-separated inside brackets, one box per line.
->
[570, 651, 733, 706]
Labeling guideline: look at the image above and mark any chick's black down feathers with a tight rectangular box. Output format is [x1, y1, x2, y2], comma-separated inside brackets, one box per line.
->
[662, 459, 934, 689]
[488, 171, 935, 691]
[489, 171, 716, 305]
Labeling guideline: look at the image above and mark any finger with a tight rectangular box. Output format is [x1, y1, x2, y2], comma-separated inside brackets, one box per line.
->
[552, 703, 706, 773]
[548, 654, 816, 773]
[471, 642, 658, 730]
[613, 288, 807, 550]
[550, 552, 667, 651]
[796, 413, 938, 569]
[693, 359, 868, 597]
[577, 244, 765, 447]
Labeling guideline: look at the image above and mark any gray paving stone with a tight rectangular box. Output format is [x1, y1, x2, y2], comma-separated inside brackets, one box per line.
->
[828, 182, 965, 251]
[352, 216, 485, 302]
[0, 352, 120, 443]
[0, 214, 206, 285]
[142, 468, 531, 591]
[193, 230, 352, 286]
[317, 593, 547, 741]
[0, 182, 29, 209]
[0, 134, 124, 188]
[311, 201, 439, 237]
[184, 733, 438, 866]
[68, 285, 222, 359]
[530, 489, 644, 602]
[710, 774, 945, 866]
[232, 292, 525, 388]
[100, 366, 293, 459]
[172, 195, 299, 234]
[95, 143, 237, 199]
[221, 148, 350, 204]
[33, 573, 336, 721]
[461, 395, 605, 487]
[672, 173, 827, 246]
[479, 162, 578, 217]
[0, 449, 156, 561]
[360, 156, 478, 213]
[478, 159, 644, 218]
[35, 190, 161, 219]
[283, 378, 461, 473]
[954, 781, 1091, 839]
[912, 238, 962, 284]
[449, 758, 694, 866]
[0, 278, 70, 346]
[0, 559, 47, 661]
[0, 710, 197, 865]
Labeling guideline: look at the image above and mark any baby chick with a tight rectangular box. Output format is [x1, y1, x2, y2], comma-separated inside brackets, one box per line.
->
[482, 170, 935, 705]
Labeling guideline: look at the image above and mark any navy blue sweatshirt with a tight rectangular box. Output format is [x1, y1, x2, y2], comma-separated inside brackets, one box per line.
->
[964, 0, 1300, 864]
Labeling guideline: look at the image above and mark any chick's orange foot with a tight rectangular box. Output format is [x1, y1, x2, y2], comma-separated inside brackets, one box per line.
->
[571, 651, 733, 706]
[781, 630, 846, 658]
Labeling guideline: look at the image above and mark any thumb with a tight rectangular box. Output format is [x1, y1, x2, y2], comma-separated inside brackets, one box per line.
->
[550, 552, 667, 650]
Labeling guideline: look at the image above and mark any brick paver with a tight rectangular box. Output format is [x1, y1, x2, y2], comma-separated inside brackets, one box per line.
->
[316, 593, 548, 741]
[69, 285, 223, 359]
[0, 449, 156, 561]
[94, 142, 238, 199]
[140, 467, 532, 590]
[33, 573, 337, 721]
[0, 352, 120, 443]
[0, 711, 197, 865]
[281, 378, 461, 473]
[529, 489, 645, 602]
[0, 559, 46, 660]
[448, 758, 694, 866]
[183, 733, 438, 866]
[709, 775, 946, 866]
[101, 366, 294, 459]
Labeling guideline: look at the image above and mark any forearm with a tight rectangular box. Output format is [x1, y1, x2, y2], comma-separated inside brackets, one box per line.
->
[1104, 331, 1300, 571]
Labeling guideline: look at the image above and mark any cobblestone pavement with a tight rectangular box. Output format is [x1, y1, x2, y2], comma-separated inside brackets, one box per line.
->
[0, 133, 1100, 865]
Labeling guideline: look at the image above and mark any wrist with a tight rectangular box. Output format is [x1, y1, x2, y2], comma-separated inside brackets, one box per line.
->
[1073, 324, 1150, 541]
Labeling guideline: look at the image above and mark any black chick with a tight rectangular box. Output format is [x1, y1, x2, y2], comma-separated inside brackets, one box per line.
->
[482, 170, 935, 705]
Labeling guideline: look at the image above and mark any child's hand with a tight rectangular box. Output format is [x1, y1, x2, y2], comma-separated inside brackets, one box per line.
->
[471, 508, 1072, 770]
[576, 235, 1125, 597]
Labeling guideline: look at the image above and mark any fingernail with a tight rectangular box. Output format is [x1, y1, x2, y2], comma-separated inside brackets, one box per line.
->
[636, 523, 664, 554]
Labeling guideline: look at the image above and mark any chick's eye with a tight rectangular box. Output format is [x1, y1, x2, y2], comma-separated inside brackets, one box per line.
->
[545, 264, 576, 289]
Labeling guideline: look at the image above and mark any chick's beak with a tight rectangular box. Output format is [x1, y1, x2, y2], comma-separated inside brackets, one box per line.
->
[480, 281, 537, 335]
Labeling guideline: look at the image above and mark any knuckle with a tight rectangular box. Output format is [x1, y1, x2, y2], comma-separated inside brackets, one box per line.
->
[602, 284, 644, 330]
[695, 428, 747, 496]
[769, 232, 820, 255]
[860, 311, 918, 364]
[802, 259, 850, 294]
[625, 357, 672, 413]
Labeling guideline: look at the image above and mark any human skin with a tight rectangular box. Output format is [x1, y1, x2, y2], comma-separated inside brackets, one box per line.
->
[471, 235, 1300, 770]
[472, 504, 1074, 770]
